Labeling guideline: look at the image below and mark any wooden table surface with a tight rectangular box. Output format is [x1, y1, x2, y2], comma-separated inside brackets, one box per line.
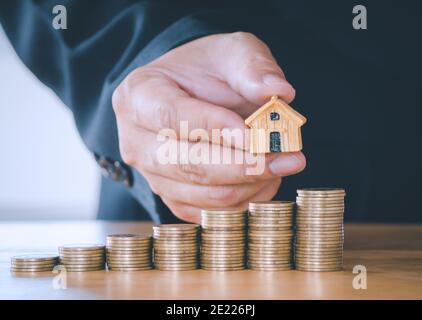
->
[0, 221, 421, 300]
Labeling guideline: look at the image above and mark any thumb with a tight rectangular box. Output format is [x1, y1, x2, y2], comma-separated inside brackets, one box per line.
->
[218, 32, 295, 105]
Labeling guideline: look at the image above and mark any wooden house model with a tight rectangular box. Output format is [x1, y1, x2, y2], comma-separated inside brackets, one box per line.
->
[245, 96, 307, 154]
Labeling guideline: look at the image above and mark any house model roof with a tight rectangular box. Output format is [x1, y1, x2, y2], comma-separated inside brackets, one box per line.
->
[245, 96, 307, 126]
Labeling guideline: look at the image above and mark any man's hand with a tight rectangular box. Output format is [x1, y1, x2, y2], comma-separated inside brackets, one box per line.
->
[112, 32, 306, 223]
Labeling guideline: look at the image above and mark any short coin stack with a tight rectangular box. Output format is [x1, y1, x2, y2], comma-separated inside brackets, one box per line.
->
[200, 208, 248, 271]
[106, 234, 153, 271]
[153, 224, 199, 271]
[248, 201, 295, 271]
[10, 254, 59, 273]
[59, 244, 105, 272]
[295, 188, 346, 272]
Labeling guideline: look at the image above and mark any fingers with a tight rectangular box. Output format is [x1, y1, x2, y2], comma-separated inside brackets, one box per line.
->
[145, 171, 276, 209]
[113, 68, 246, 139]
[152, 48, 259, 118]
[112, 32, 305, 226]
[216, 32, 296, 105]
[162, 178, 282, 224]
[117, 124, 306, 185]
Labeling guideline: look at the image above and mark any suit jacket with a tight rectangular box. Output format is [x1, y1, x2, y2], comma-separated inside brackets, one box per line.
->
[1, 0, 421, 222]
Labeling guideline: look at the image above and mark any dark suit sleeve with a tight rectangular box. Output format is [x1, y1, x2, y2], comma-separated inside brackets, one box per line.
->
[0, 0, 253, 223]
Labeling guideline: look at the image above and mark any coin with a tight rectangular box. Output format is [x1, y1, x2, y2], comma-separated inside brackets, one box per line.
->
[249, 264, 293, 270]
[154, 265, 197, 271]
[153, 240, 198, 246]
[297, 187, 345, 194]
[200, 207, 247, 271]
[12, 254, 58, 261]
[106, 246, 152, 252]
[294, 188, 346, 272]
[11, 260, 57, 267]
[58, 244, 106, 272]
[59, 244, 105, 251]
[249, 250, 292, 256]
[107, 233, 151, 239]
[107, 260, 152, 266]
[296, 266, 343, 272]
[296, 219, 344, 224]
[201, 233, 246, 239]
[249, 201, 294, 208]
[106, 233, 153, 271]
[153, 223, 198, 230]
[152, 224, 199, 269]
[296, 197, 344, 203]
[154, 253, 198, 259]
[246, 201, 295, 272]
[59, 258, 105, 264]
[10, 267, 55, 273]
[201, 260, 245, 267]
[107, 258, 152, 264]
[154, 262, 198, 268]
[201, 224, 246, 230]
[201, 256, 245, 261]
[201, 239, 245, 244]
[201, 264, 245, 269]
[64, 267, 105, 272]
[201, 215, 246, 220]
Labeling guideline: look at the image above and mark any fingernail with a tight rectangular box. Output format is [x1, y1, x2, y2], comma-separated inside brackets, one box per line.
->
[262, 73, 290, 86]
[269, 154, 304, 176]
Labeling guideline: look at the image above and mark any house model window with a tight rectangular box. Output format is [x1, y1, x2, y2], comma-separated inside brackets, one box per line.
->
[270, 112, 280, 121]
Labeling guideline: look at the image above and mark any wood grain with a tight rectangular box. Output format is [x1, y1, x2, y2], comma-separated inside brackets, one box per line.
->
[0, 221, 421, 299]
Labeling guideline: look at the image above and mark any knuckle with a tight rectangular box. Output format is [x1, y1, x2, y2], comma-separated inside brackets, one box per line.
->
[112, 84, 126, 115]
[119, 139, 136, 166]
[113, 69, 144, 117]
[155, 101, 177, 130]
[124, 68, 144, 90]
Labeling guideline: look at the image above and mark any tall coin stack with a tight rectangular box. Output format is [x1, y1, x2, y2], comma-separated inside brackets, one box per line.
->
[10, 254, 59, 274]
[248, 201, 295, 271]
[153, 224, 200, 271]
[59, 244, 106, 272]
[295, 188, 346, 272]
[106, 234, 153, 271]
[200, 208, 248, 271]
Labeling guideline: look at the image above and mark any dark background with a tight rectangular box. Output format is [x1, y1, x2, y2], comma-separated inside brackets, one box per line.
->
[263, 1, 422, 222]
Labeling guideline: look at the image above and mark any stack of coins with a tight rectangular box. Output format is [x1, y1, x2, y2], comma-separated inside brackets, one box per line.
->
[59, 244, 105, 272]
[248, 201, 295, 271]
[10, 254, 59, 274]
[106, 234, 153, 271]
[200, 208, 248, 271]
[153, 224, 200, 271]
[295, 188, 346, 272]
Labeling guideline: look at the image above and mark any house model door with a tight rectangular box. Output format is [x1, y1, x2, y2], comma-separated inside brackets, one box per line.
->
[270, 132, 281, 152]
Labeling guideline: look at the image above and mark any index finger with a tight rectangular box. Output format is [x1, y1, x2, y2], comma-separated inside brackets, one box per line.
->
[116, 69, 247, 145]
